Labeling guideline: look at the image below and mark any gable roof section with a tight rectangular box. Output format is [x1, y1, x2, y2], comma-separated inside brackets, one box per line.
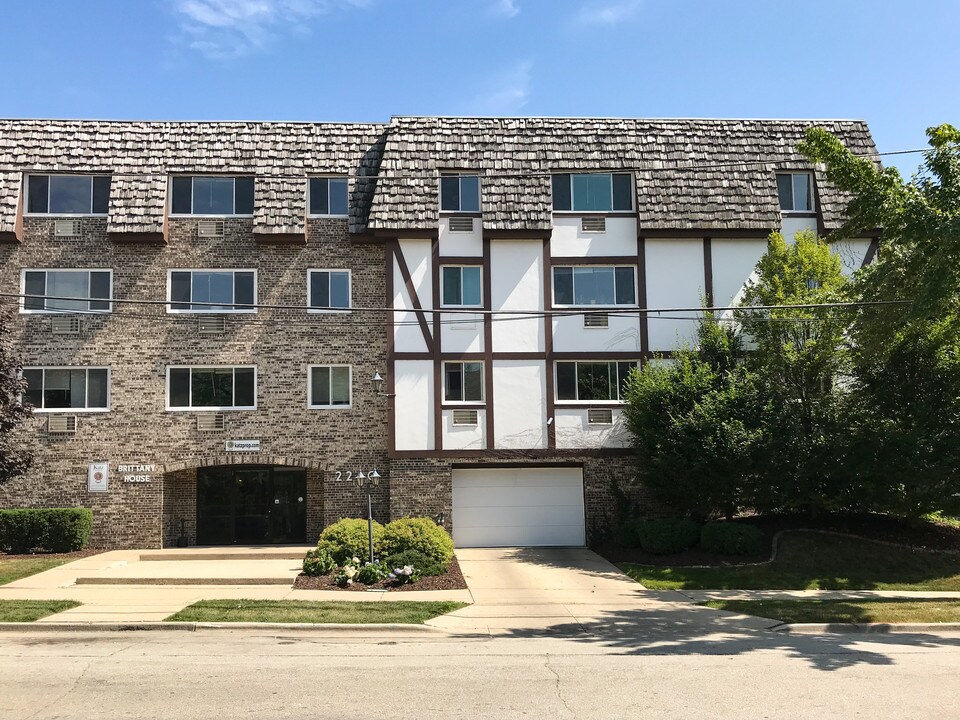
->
[366, 117, 879, 233]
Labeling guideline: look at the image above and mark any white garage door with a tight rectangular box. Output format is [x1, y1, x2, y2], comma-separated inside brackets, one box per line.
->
[452, 467, 585, 547]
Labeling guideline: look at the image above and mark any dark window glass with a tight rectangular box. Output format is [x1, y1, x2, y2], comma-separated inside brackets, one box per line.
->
[310, 271, 329, 308]
[328, 179, 348, 216]
[776, 174, 793, 211]
[615, 267, 636, 305]
[459, 176, 480, 213]
[27, 176, 49, 214]
[87, 369, 108, 408]
[192, 178, 234, 215]
[169, 368, 190, 407]
[170, 272, 191, 310]
[617, 362, 636, 399]
[45, 271, 87, 313]
[89, 271, 111, 311]
[192, 271, 234, 310]
[440, 176, 459, 212]
[311, 366, 330, 406]
[172, 177, 192, 214]
[234, 272, 255, 308]
[444, 364, 463, 402]
[553, 267, 573, 305]
[442, 266, 461, 305]
[49, 176, 91, 214]
[329, 271, 350, 308]
[552, 174, 571, 211]
[577, 362, 613, 401]
[612, 174, 632, 211]
[463, 362, 483, 401]
[23, 272, 45, 311]
[793, 174, 811, 211]
[574, 266, 615, 306]
[234, 177, 254, 215]
[43, 369, 74, 409]
[556, 363, 577, 400]
[92, 176, 111, 214]
[191, 368, 234, 407]
[330, 367, 350, 405]
[309, 178, 329, 215]
[233, 368, 255, 407]
[573, 174, 612, 212]
[22, 369, 43, 407]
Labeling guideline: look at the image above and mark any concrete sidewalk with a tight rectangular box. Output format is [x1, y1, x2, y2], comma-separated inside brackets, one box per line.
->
[679, 589, 960, 602]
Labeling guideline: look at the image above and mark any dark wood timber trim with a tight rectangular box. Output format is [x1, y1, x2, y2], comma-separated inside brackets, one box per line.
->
[108, 231, 166, 244]
[371, 228, 438, 239]
[703, 236, 714, 308]
[441, 403, 485, 410]
[452, 461, 584, 470]
[641, 228, 771, 239]
[439, 212, 483, 218]
[482, 237, 495, 450]
[554, 403, 627, 410]
[862, 238, 880, 267]
[431, 237, 443, 452]
[483, 229, 552, 239]
[253, 232, 306, 244]
[549, 255, 639, 266]
[543, 236, 556, 450]
[393, 243, 434, 353]
[637, 236, 649, 357]
[389, 448, 633, 460]
[385, 240, 397, 456]
[438, 255, 484, 265]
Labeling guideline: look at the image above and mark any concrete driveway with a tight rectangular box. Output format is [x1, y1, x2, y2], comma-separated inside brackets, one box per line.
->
[427, 547, 751, 636]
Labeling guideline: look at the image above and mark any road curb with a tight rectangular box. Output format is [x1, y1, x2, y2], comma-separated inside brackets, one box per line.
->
[0, 621, 446, 633]
[773, 622, 960, 634]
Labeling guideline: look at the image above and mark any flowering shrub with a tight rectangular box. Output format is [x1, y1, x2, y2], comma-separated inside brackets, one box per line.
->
[356, 560, 388, 585]
[334, 557, 361, 587]
[302, 548, 336, 576]
[388, 564, 418, 585]
[383, 549, 444, 577]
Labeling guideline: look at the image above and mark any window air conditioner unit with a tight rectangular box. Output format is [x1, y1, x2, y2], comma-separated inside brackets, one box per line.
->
[197, 220, 224, 238]
[198, 316, 226, 334]
[196, 413, 225, 432]
[51, 316, 82, 335]
[581, 217, 606, 233]
[583, 312, 609, 328]
[587, 408, 614, 425]
[452, 409, 479, 426]
[54, 219, 82, 237]
[449, 217, 474, 233]
[47, 415, 77, 434]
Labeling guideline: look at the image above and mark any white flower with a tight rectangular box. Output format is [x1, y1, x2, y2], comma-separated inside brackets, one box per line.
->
[351, 557, 360, 564]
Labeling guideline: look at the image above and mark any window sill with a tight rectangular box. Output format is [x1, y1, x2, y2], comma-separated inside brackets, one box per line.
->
[551, 211, 636, 217]
[307, 214, 349, 220]
[166, 407, 256, 412]
[32, 408, 110, 414]
[441, 401, 485, 408]
[23, 213, 108, 218]
[307, 308, 352, 315]
[554, 401, 625, 407]
[20, 310, 112, 315]
[307, 404, 353, 410]
[168, 214, 255, 219]
[166, 310, 257, 315]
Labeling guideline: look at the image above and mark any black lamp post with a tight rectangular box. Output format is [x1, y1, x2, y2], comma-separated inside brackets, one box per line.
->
[355, 469, 382, 563]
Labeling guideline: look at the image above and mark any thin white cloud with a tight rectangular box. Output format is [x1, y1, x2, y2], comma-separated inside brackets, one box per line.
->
[461, 60, 532, 116]
[573, 0, 642, 26]
[173, 0, 368, 60]
[490, 0, 520, 19]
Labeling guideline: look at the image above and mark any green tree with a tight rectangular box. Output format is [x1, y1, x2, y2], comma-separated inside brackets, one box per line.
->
[0, 306, 32, 485]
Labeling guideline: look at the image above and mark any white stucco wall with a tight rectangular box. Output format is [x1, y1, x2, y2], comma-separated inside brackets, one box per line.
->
[551, 216, 637, 257]
[831, 239, 873, 275]
[644, 238, 705, 351]
[441, 409, 485, 450]
[551, 314, 641, 353]
[554, 409, 631, 449]
[393, 239, 433, 354]
[781, 216, 817, 241]
[439, 311, 484, 353]
[711, 238, 768, 316]
[438, 217, 483, 257]
[492, 359, 546, 449]
[490, 241, 544, 353]
[394, 359, 434, 451]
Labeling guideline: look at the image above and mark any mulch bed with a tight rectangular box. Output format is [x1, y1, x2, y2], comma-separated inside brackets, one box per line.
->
[0, 548, 103, 561]
[293, 555, 468, 592]
[596, 512, 960, 567]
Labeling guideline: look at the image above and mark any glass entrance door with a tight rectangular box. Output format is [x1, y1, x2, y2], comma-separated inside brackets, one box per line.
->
[196, 466, 307, 545]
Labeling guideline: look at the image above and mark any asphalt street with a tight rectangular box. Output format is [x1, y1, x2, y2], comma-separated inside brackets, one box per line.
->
[4, 627, 960, 719]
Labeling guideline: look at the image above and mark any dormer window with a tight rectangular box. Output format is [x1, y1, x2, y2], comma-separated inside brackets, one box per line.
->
[552, 173, 632, 212]
[171, 176, 254, 216]
[776, 172, 813, 212]
[308, 177, 349, 217]
[440, 173, 480, 213]
[27, 175, 110, 215]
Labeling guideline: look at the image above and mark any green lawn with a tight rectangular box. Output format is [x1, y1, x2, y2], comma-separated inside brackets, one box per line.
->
[0, 556, 75, 586]
[704, 599, 960, 624]
[0, 600, 81, 622]
[166, 599, 468, 624]
[621, 531, 960, 590]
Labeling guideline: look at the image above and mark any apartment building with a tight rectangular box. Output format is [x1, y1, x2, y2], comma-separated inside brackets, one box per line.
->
[0, 117, 880, 548]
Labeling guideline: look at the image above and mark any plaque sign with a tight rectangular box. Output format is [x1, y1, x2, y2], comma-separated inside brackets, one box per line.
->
[88, 462, 109, 493]
[226, 439, 261, 452]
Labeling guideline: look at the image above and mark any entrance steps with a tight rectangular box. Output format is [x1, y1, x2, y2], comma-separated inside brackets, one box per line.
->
[140, 549, 307, 562]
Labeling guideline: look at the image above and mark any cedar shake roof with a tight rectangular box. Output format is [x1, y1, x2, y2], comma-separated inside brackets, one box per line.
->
[367, 117, 879, 232]
[0, 117, 878, 239]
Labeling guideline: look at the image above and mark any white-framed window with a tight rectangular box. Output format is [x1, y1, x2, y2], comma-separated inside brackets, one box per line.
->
[170, 176, 254, 216]
[553, 266, 636, 307]
[21, 269, 112, 313]
[26, 175, 111, 215]
[166, 366, 256, 411]
[22, 367, 110, 412]
[307, 365, 352, 408]
[441, 265, 482, 307]
[555, 360, 637, 403]
[552, 173, 633, 212]
[308, 177, 349, 217]
[776, 172, 814, 212]
[307, 270, 351, 312]
[440, 173, 480, 213]
[167, 270, 256, 313]
[443, 361, 484, 403]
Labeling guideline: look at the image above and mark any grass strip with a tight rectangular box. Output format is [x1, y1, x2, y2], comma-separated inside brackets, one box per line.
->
[703, 599, 960, 625]
[166, 599, 468, 624]
[621, 531, 960, 590]
[0, 556, 75, 586]
[0, 600, 81, 622]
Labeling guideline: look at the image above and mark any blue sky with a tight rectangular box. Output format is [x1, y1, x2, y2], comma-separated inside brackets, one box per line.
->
[2, 0, 957, 176]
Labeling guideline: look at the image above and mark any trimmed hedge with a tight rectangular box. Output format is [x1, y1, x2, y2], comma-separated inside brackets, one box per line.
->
[302, 548, 336, 576]
[383, 548, 446, 577]
[381, 518, 454, 568]
[317, 518, 385, 565]
[0, 508, 93, 553]
[636, 518, 701, 555]
[611, 520, 643, 549]
[700, 522, 765, 556]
